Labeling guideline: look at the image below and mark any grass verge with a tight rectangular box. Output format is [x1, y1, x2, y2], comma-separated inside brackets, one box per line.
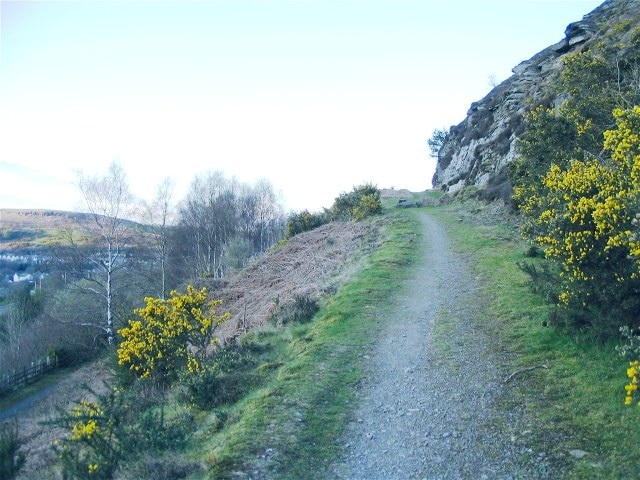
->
[429, 199, 640, 480]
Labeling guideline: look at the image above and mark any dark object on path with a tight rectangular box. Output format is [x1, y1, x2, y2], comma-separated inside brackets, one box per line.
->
[397, 199, 421, 208]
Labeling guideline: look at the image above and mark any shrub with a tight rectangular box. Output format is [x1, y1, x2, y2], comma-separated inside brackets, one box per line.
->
[523, 244, 543, 258]
[269, 294, 319, 327]
[618, 327, 640, 406]
[330, 184, 382, 221]
[115, 453, 201, 480]
[52, 385, 193, 479]
[284, 184, 381, 239]
[0, 420, 26, 480]
[52, 391, 125, 480]
[352, 193, 383, 221]
[516, 107, 640, 334]
[122, 405, 193, 452]
[117, 286, 231, 382]
[180, 342, 260, 409]
[477, 168, 514, 206]
[285, 210, 328, 239]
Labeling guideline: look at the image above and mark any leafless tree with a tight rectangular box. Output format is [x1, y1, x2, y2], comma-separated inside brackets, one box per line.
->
[176, 172, 285, 280]
[179, 172, 239, 279]
[140, 177, 175, 299]
[253, 178, 285, 251]
[54, 161, 138, 345]
[0, 283, 43, 359]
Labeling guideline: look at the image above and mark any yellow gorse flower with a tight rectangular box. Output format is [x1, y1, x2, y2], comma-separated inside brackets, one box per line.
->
[521, 107, 640, 304]
[624, 360, 640, 406]
[69, 400, 103, 440]
[117, 286, 230, 380]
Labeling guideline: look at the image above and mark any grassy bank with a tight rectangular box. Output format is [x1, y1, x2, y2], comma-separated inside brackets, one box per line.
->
[429, 199, 640, 480]
[185, 210, 422, 479]
[3, 208, 423, 480]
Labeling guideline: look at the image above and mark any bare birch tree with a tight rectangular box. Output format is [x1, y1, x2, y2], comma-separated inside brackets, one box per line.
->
[55, 161, 137, 345]
[141, 177, 175, 299]
[176, 172, 285, 279]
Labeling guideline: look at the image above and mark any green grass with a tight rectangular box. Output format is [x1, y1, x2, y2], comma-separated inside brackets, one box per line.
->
[429, 199, 640, 480]
[4, 208, 421, 479]
[173, 197, 639, 479]
[179, 210, 422, 479]
[22, 195, 640, 479]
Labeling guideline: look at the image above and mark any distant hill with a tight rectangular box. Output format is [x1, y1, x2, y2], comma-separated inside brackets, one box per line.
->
[0, 209, 95, 229]
[0, 209, 146, 252]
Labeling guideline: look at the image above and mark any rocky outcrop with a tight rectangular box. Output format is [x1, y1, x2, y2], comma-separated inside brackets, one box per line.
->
[432, 0, 616, 195]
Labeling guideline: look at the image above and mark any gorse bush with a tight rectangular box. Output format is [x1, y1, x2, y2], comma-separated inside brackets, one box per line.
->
[117, 286, 231, 382]
[52, 391, 125, 480]
[507, 27, 640, 407]
[516, 107, 640, 334]
[516, 261, 561, 306]
[122, 405, 193, 453]
[285, 210, 328, 239]
[180, 341, 260, 409]
[351, 193, 383, 221]
[285, 184, 382, 238]
[52, 386, 193, 480]
[510, 32, 640, 333]
[618, 327, 640, 406]
[182, 365, 259, 410]
[330, 183, 382, 221]
[0, 420, 25, 480]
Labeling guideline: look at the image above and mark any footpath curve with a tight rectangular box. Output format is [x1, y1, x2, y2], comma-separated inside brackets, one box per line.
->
[329, 212, 550, 479]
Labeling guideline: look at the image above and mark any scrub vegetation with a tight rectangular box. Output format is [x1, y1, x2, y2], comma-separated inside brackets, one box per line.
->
[3, 192, 640, 479]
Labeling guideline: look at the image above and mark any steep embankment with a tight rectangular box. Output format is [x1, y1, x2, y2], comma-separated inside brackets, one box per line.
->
[3, 216, 382, 479]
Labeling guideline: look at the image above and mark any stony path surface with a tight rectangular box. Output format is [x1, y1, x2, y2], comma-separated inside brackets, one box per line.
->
[329, 212, 549, 480]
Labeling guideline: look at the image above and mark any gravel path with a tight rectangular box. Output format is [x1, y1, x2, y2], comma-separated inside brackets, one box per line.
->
[329, 212, 549, 480]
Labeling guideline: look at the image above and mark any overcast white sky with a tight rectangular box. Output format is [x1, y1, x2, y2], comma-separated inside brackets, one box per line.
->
[0, 0, 604, 214]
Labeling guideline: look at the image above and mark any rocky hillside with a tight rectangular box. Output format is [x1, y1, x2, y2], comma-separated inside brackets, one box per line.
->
[432, 0, 639, 196]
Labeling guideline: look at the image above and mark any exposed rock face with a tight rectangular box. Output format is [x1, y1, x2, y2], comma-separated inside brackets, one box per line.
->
[432, 0, 616, 194]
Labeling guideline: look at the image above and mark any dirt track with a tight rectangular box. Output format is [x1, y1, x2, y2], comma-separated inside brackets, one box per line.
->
[329, 211, 551, 479]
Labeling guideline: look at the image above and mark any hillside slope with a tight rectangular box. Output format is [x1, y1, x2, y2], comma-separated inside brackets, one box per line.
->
[0, 209, 145, 252]
[5, 216, 382, 479]
[6, 201, 639, 479]
[198, 220, 381, 342]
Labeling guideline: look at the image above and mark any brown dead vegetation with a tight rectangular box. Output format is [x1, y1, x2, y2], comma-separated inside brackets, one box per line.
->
[197, 219, 382, 342]
[4, 218, 383, 479]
